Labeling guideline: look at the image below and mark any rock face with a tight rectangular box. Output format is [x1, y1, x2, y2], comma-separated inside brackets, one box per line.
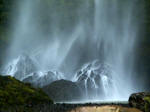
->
[2, 54, 38, 80]
[3, 57, 116, 101]
[0, 75, 53, 111]
[73, 60, 114, 100]
[42, 79, 83, 102]
[3, 54, 65, 87]
[129, 92, 150, 112]
[23, 70, 65, 87]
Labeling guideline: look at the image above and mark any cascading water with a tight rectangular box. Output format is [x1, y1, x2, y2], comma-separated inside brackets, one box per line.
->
[92, 0, 139, 100]
[73, 60, 116, 101]
[1, 0, 140, 101]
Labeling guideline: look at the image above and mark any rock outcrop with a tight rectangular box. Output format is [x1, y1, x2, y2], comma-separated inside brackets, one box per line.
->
[0, 75, 53, 111]
[23, 70, 65, 87]
[2, 54, 65, 87]
[129, 92, 150, 112]
[42, 79, 83, 102]
[2, 54, 38, 80]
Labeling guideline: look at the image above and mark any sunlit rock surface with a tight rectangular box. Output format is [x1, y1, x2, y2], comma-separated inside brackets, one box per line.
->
[73, 60, 115, 100]
[69, 106, 142, 112]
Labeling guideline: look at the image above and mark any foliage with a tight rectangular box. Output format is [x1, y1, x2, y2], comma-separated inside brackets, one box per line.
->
[144, 97, 150, 112]
[0, 75, 53, 111]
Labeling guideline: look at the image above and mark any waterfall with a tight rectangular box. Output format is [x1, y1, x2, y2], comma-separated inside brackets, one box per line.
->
[93, 0, 138, 100]
[2, 0, 139, 101]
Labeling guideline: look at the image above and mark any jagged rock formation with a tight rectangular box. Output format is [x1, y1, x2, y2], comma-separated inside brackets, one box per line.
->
[2, 54, 65, 87]
[3, 57, 116, 101]
[41, 60, 116, 102]
[2, 54, 38, 80]
[23, 70, 65, 87]
[73, 60, 115, 100]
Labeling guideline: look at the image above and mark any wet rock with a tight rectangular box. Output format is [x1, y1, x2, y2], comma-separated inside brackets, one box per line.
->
[3, 54, 65, 87]
[2, 54, 38, 80]
[73, 60, 114, 99]
[42, 79, 83, 102]
[23, 70, 65, 87]
[129, 92, 150, 112]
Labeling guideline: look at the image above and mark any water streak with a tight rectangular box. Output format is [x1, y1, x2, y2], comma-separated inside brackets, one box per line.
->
[2, 0, 140, 101]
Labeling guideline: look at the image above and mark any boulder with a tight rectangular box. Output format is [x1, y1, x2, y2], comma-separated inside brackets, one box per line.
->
[129, 92, 150, 112]
[42, 79, 83, 102]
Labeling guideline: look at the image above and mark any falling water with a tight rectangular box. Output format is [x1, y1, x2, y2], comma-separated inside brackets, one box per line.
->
[2, 0, 140, 101]
[92, 0, 138, 100]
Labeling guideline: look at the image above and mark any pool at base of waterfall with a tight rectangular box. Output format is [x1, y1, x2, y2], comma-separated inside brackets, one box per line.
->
[56, 100, 128, 104]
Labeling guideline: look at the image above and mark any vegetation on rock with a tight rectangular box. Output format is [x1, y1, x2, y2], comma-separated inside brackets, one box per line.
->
[129, 92, 150, 112]
[0, 75, 53, 111]
[144, 97, 150, 112]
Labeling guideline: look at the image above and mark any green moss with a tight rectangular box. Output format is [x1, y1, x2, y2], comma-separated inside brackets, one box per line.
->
[0, 75, 53, 111]
[144, 97, 150, 112]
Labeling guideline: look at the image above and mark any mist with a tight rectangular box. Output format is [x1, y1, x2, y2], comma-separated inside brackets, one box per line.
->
[2, 0, 142, 101]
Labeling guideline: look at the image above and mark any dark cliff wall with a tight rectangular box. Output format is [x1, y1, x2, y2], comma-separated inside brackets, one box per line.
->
[0, 0, 16, 66]
[136, 0, 150, 90]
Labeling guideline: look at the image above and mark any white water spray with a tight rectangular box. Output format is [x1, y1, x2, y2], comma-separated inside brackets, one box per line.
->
[2, 0, 139, 101]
